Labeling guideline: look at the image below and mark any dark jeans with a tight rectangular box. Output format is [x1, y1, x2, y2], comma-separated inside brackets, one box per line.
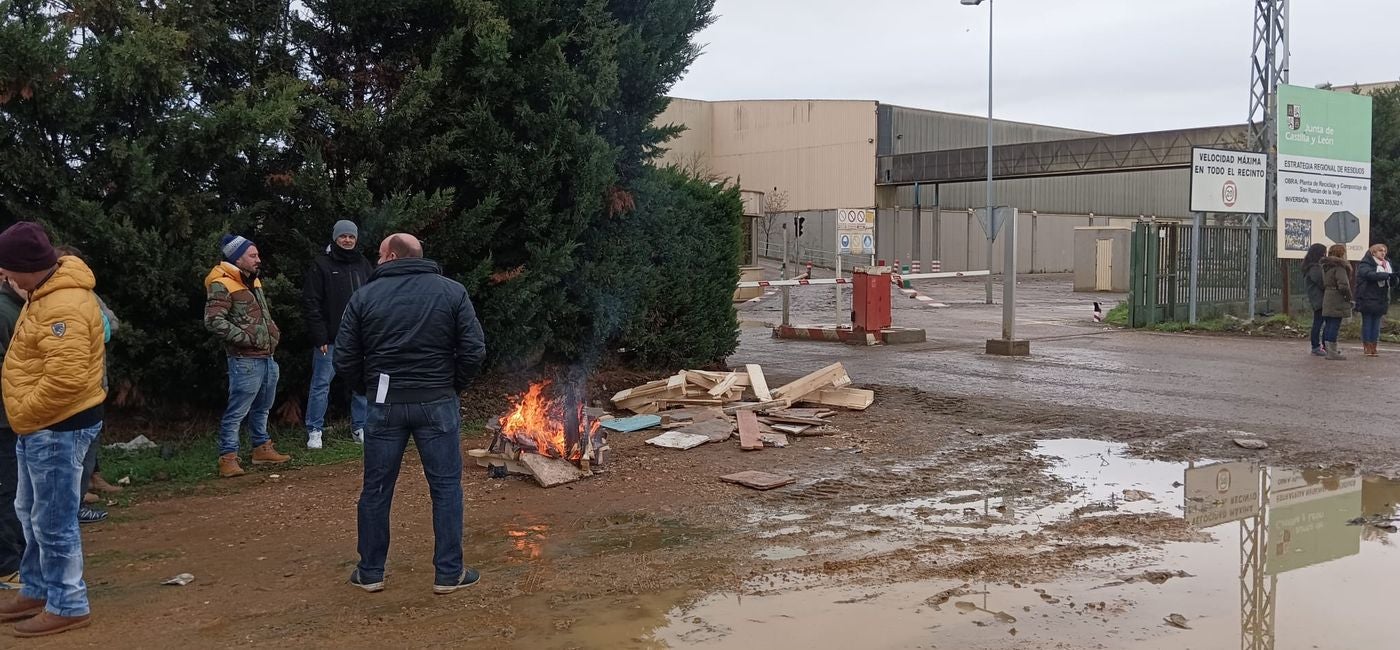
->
[79, 431, 99, 497]
[1323, 316, 1343, 344]
[0, 426, 21, 575]
[1361, 313, 1384, 344]
[356, 397, 463, 584]
[1310, 309, 1325, 349]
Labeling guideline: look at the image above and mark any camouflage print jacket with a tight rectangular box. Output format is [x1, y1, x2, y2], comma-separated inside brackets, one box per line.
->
[203, 262, 280, 357]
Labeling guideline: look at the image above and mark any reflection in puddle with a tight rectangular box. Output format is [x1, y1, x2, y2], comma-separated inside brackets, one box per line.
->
[654, 439, 1400, 649]
[844, 439, 1186, 538]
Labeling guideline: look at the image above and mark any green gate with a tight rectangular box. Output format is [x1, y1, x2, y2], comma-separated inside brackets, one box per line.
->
[1128, 222, 1291, 327]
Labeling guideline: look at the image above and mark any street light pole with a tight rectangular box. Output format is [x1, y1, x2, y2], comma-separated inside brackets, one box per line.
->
[965, 0, 1027, 355]
[964, 0, 996, 305]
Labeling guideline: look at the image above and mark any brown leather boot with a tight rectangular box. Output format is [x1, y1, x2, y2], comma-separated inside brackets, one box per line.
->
[218, 453, 246, 478]
[0, 594, 44, 623]
[251, 442, 290, 465]
[1369, 343, 1380, 357]
[12, 610, 92, 637]
[90, 472, 123, 494]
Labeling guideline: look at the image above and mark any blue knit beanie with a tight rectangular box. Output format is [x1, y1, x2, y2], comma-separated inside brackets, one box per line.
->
[220, 234, 255, 263]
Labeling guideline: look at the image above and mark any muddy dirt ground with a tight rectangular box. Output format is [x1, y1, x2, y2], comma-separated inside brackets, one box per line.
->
[17, 275, 1400, 649]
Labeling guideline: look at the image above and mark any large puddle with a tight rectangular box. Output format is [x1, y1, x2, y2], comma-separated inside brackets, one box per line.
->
[649, 438, 1400, 649]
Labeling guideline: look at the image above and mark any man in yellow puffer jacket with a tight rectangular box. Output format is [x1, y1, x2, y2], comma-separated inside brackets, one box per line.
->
[0, 222, 104, 638]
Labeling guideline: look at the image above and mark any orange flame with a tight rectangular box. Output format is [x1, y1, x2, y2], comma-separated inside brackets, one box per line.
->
[498, 380, 599, 460]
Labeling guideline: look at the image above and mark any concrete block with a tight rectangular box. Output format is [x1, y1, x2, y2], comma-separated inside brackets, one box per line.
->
[985, 338, 1031, 356]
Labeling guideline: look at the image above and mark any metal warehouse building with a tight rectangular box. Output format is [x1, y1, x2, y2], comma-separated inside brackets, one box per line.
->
[656, 97, 1243, 274]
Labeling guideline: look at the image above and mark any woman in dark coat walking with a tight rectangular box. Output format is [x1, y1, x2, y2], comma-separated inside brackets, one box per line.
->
[1321, 244, 1355, 360]
[1302, 243, 1328, 356]
[1354, 243, 1395, 357]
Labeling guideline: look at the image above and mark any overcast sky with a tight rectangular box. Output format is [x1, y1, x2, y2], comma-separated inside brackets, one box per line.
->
[672, 0, 1398, 134]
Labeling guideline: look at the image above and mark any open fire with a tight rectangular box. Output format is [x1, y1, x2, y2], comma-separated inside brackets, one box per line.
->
[495, 381, 602, 461]
[470, 380, 609, 487]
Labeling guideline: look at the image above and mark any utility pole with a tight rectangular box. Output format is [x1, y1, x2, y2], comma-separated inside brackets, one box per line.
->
[1245, 0, 1288, 319]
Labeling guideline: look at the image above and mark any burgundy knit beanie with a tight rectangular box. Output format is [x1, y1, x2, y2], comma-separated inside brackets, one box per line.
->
[0, 222, 59, 273]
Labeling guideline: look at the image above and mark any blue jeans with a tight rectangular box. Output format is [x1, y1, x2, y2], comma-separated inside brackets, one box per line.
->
[16, 424, 100, 617]
[305, 345, 367, 433]
[357, 397, 463, 584]
[1323, 316, 1343, 344]
[1361, 313, 1384, 344]
[1310, 309, 1325, 350]
[219, 357, 279, 456]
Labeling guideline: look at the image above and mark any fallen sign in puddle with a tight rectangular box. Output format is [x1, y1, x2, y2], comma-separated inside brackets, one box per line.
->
[650, 439, 1400, 649]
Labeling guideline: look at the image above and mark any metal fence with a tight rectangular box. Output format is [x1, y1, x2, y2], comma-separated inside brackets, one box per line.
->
[757, 240, 876, 272]
[1128, 222, 1304, 327]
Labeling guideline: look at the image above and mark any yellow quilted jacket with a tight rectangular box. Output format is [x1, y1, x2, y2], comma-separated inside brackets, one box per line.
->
[2, 256, 107, 434]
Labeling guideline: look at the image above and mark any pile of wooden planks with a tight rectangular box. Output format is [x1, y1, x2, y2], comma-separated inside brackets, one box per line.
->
[609, 363, 874, 453]
[611, 362, 872, 415]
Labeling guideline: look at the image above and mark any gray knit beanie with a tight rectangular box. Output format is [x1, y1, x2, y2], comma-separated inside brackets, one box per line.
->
[332, 220, 358, 240]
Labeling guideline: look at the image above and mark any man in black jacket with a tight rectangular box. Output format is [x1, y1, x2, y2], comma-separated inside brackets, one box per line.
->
[334, 233, 486, 595]
[302, 220, 373, 449]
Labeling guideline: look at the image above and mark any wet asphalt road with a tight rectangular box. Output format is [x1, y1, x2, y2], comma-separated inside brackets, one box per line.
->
[735, 273, 1398, 461]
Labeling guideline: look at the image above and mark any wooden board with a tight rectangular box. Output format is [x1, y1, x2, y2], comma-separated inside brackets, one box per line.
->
[771, 363, 852, 403]
[760, 414, 828, 426]
[675, 417, 736, 443]
[600, 415, 663, 433]
[723, 399, 789, 415]
[645, 431, 710, 450]
[767, 408, 823, 418]
[610, 378, 671, 404]
[519, 454, 587, 488]
[658, 406, 725, 423]
[684, 371, 717, 389]
[719, 470, 795, 490]
[707, 372, 740, 398]
[737, 410, 763, 451]
[770, 423, 810, 436]
[759, 432, 790, 448]
[746, 364, 773, 401]
[796, 387, 874, 411]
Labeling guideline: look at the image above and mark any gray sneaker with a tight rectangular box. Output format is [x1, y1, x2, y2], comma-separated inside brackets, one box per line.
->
[351, 429, 365, 445]
[349, 569, 384, 593]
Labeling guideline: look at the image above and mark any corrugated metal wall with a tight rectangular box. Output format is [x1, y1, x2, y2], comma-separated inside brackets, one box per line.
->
[758, 208, 1142, 274]
[877, 104, 1101, 156]
[888, 169, 1191, 219]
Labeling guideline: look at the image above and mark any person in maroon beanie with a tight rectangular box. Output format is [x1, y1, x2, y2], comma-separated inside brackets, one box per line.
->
[0, 222, 107, 637]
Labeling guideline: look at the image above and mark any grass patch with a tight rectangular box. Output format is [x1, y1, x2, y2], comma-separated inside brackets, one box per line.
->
[1105, 303, 1129, 326]
[99, 420, 488, 496]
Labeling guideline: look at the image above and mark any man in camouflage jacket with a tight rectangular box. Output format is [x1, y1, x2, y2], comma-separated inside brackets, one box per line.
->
[204, 234, 290, 477]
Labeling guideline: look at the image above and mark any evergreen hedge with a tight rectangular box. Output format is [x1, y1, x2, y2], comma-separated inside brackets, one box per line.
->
[0, 0, 731, 410]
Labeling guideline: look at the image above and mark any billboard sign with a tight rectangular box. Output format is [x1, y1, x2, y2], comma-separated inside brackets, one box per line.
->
[837, 208, 876, 255]
[1182, 461, 1262, 530]
[1190, 148, 1267, 213]
[1276, 85, 1374, 260]
[1266, 470, 1362, 575]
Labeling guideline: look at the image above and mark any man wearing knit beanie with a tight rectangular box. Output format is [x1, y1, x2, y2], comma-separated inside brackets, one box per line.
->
[0, 222, 106, 637]
[301, 220, 371, 449]
[203, 234, 290, 478]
